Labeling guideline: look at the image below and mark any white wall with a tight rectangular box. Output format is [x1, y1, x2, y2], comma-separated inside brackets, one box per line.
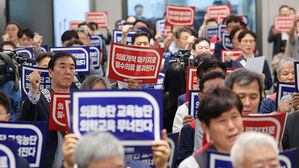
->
[0, 1, 6, 37]
[91, 0, 123, 32]
[259, 0, 299, 63]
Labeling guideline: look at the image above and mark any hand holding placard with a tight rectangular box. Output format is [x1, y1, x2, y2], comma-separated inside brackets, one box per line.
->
[62, 134, 78, 168]
[152, 129, 170, 168]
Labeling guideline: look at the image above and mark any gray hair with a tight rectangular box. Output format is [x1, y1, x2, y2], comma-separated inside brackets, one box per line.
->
[74, 132, 124, 168]
[80, 75, 111, 89]
[276, 57, 295, 77]
[75, 28, 90, 38]
[225, 68, 263, 96]
[230, 132, 278, 167]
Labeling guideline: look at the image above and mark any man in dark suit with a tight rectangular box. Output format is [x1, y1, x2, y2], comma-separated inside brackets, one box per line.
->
[282, 111, 299, 168]
[20, 51, 76, 168]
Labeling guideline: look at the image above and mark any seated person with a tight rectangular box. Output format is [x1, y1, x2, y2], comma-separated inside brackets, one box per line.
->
[17, 28, 43, 56]
[0, 90, 29, 167]
[260, 58, 296, 114]
[175, 71, 226, 165]
[225, 68, 263, 115]
[173, 59, 226, 133]
[62, 130, 170, 168]
[227, 30, 272, 90]
[178, 88, 243, 167]
[282, 110, 299, 167]
[231, 132, 281, 168]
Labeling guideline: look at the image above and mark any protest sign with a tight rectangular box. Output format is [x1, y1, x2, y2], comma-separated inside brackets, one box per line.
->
[222, 31, 233, 50]
[49, 46, 90, 75]
[276, 82, 296, 108]
[279, 148, 297, 168]
[21, 65, 51, 99]
[16, 47, 35, 66]
[243, 113, 287, 147]
[124, 132, 179, 168]
[156, 20, 165, 36]
[69, 21, 82, 30]
[206, 149, 297, 168]
[0, 141, 18, 168]
[40, 45, 48, 53]
[221, 50, 242, 63]
[108, 43, 163, 84]
[86, 12, 108, 28]
[275, 17, 294, 33]
[218, 24, 227, 39]
[71, 89, 163, 145]
[202, 113, 287, 147]
[90, 35, 103, 47]
[207, 5, 231, 22]
[153, 72, 165, 90]
[207, 150, 232, 168]
[164, 26, 172, 38]
[0, 121, 47, 168]
[49, 93, 70, 133]
[17, 47, 34, 59]
[113, 30, 137, 45]
[165, 4, 195, 27]
[205, 25, 218, 39]
[90, 46, 101, 69]
[188, 90, 200, 118]
[294, 62, 299, 91]
[186, 66, 199, 102]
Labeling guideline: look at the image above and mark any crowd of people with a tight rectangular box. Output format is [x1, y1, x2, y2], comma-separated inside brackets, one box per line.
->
[0, 3, 298, 168]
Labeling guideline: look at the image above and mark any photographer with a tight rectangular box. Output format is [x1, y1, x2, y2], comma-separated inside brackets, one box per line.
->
[0, 41, 21, 121]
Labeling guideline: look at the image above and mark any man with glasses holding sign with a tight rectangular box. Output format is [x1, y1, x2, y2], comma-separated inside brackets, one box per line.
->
[19, 51, 76, 168]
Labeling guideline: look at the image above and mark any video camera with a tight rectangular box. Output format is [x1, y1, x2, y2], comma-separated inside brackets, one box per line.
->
[0, 49, 36, 86]
[4, 49, 36, 64]
[173, 49, 192, 69]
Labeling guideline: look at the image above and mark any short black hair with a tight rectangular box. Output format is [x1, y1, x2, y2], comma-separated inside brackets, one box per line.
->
[225, 15, 244, 26]
[175, 27, 197, 39]
[0, 41, 16, 52]
[66, 39, 84, 47]
[133, 19, 150, 29]
[17, 28, 34, 39]
[238, 30, 256, 42]
[48, 51, 76, 70]
[135, 4, 143, 9]
[61, 30, 79, 43]
[199, 71, 226, 92]
[5, 22, 20, 31]
[192, 37, 210, 50]
[0, 91, 10, 114]
[228, 26, 248, 41]
[197, 88, 243, 126]
[132, 31, 150, 44]
[279, 5, 289, 13]
[196, 59, 227, 79]
[78, 21, 88, 28]
[289, 7, 295, 13]
[206, 18, 217, 24]
[36, 52, 54, 64]
[192, 53, 216, 66]
[88, 22, 98, 30]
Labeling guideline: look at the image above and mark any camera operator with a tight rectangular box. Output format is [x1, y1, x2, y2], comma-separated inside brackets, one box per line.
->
[0, 41, 21, 121]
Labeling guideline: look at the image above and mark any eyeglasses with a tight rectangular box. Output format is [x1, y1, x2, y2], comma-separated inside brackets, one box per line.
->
[241, 39, 255, 44]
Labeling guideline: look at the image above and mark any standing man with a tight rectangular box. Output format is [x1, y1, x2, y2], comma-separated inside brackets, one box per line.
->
[134, 4, 146, 21]
[268, 5, 291, 56]
[19, 51, 76, 168]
